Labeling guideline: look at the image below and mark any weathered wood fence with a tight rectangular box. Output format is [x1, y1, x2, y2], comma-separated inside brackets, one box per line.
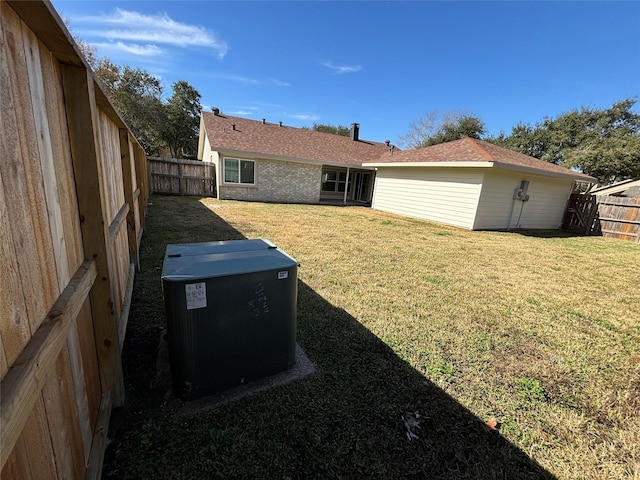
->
[148, 157, 216, 196]
[595, 195, 640, 243]
[562, 193, 640, 243]
[1, 1, 148, 478]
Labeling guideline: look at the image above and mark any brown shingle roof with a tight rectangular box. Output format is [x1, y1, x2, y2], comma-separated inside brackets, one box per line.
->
[201, 111, 392, 166]
[367, 138, 596, 182]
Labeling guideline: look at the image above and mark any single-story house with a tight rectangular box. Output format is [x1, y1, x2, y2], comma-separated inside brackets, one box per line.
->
[363, 138, 596, 230]
[197, 111, 596, 230]
[197, 110, 393, 204]
[589, 179, 640, 197]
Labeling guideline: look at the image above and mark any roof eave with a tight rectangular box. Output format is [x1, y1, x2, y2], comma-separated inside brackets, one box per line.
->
[363, 161, 495, 168]
[490, 161, 597, 182]
[211, 148, 374, 169]
[363, 160, 596, 182]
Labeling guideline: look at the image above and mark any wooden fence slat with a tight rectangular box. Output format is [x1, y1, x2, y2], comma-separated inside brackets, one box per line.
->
[2, 3, 58, 333]
[23, 22, 71, 294]
[0, 260, 96, 469]
[83, 391, 112, 480]
[119, 129, 141, 269]
[118, 263, 136, 350]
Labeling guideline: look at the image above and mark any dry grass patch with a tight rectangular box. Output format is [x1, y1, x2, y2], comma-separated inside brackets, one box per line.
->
[106, 196, 639, 479]
[198, 198, 639, 478]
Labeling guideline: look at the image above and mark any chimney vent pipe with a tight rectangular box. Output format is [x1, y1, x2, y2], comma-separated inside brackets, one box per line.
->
[350, 123, 360, 141]
[232, 124, 236, 131]
[262, 118, 266, 124]
[212, 107, 220, 115]
[279, 121, 283, 127]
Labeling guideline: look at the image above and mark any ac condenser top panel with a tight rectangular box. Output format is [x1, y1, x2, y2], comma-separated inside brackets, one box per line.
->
[162, 239, 297, 281]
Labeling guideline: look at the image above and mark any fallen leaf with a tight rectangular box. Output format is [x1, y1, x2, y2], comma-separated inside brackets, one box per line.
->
[485, 417, 498, 431]
[403, 411, 423, 440]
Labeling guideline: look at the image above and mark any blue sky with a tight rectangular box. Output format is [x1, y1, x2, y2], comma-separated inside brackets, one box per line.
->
[53, 1, 640, 145]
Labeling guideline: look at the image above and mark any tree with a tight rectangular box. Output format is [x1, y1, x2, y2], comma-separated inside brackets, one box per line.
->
[490, 98, 640, 183]
[307, 123, 350, 136]
[68, 25, 202, 157]
[162, 81, 202, 158]
[106, 66, 165, 155]
[398, 110, 486, 148]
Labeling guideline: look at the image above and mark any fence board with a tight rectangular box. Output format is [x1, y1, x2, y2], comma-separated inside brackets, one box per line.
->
[2, 5, 57, 334]
[39, 30, 84, 274]
[61, 64, 126, 407]
[148, 157, 216, 196]
[2, 1, 148, 476]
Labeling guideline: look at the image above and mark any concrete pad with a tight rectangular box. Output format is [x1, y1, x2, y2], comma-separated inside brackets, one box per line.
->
[156, 331, 315, 416]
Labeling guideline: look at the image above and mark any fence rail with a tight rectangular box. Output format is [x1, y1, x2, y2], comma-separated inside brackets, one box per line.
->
[148, 157, 216, 196]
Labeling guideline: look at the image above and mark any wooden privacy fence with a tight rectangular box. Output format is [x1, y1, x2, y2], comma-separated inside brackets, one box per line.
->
[562, 193, 640, 243]
[1, 1, 149, 479]
[148, 156, 216, 196]
[595, 195, 640, 243]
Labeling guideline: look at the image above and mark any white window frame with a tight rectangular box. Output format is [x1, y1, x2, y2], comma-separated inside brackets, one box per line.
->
[223, 157, 255, 185]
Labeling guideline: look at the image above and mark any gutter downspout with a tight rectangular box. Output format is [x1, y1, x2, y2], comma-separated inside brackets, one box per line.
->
[343, 167, 350, 205]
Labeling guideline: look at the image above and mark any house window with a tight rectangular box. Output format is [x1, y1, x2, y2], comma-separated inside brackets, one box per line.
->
[224, 158, 255, 184]
[322, 169, 350, 193]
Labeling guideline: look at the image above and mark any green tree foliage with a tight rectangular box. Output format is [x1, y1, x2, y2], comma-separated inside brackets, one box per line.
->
[97, 65, 165, 155]
[309, 123, 351, 137]
[421, 115, 486, 147]
[69, 24, 201, 156]
[162, 81, 202, 158]
[398, 110, 486, 149]
[92, 62, 202, 157]
[491, 98, 640, 183]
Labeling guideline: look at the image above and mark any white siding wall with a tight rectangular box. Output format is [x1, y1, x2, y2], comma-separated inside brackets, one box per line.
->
[371, 167, 484, 229]
[473, 170, 574, 230]
[200, 133, 220, 196]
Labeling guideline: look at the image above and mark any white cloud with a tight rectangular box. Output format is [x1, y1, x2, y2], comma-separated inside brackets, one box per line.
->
[75, 8, 228, 59]
[229, 110, 255, 116]
[214, 74, 260, 85]
[323, 61, 362, 75]
[93, 41, 163, 57]
[269, 78, 291, 87]
[213, 75, 290, 87]
[285, 113, 320, 122]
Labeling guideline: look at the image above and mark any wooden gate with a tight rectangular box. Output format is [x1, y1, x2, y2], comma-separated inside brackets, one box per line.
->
[562, 193, 601, 235]
[148, 157, 216, 196]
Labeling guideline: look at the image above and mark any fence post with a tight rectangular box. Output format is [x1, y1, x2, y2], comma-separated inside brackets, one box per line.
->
[60, 64, 125, 407]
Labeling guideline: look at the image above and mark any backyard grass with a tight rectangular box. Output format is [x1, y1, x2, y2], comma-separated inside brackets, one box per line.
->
[104, 195, 640, 479]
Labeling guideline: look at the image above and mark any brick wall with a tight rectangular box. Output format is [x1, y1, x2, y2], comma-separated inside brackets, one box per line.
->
[219, 157, 322, 203]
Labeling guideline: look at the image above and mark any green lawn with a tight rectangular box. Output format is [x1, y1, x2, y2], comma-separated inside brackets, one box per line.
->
[105, 195, 640, 479]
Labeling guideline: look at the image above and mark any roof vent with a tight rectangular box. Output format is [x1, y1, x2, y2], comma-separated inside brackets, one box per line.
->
[350, 123, 360, 141]
[279, 121, 283, 127]
[385, 140, 390, 146]
[212, 107, 220, 115]
[232, 124, 236, 131]
[262, 118, 266, 124]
